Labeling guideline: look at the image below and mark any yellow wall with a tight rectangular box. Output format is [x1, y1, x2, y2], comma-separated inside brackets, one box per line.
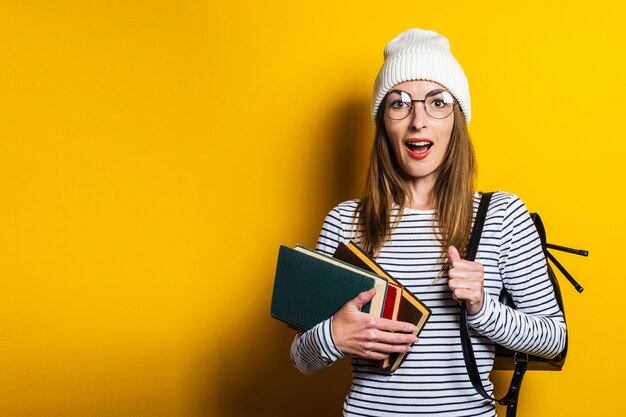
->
[0, 1, 622, 416]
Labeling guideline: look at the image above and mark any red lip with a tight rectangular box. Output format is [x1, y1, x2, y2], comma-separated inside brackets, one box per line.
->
[405, 138, 433, 160]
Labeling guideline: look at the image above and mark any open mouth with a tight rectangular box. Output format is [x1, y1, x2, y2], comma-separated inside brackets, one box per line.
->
[405, 140, 433, 155]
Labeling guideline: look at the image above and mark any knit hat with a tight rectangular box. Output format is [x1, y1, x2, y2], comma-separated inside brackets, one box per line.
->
[372, 29, 471, 124]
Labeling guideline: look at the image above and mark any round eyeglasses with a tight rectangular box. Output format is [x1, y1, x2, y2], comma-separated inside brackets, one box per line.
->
[384, 89, 456, 120]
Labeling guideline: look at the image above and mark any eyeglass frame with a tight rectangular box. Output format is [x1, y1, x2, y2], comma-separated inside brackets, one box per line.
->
[383, 89, 457, 121]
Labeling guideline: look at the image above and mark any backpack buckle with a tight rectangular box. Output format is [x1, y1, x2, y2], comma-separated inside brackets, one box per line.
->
[514, 352, 529, 365]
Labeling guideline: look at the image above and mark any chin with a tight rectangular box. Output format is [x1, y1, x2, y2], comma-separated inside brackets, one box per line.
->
[404, 166, 434, 178]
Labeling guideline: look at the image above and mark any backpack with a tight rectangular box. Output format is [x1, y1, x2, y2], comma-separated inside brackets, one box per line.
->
[460, 192, 587, 417]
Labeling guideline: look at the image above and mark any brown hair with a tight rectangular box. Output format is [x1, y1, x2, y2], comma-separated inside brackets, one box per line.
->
[356, 102, 476, 262]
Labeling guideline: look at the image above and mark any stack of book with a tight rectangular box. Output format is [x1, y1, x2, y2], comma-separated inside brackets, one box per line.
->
[270, 241, 431, 373]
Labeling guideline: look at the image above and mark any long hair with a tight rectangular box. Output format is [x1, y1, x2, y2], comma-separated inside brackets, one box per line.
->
[356, 101, 476, 262]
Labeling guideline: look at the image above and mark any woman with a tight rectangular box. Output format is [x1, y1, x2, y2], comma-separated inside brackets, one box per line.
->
[290, 29, 566, 416]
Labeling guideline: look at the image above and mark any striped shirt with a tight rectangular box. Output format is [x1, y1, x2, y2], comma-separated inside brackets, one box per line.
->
[290, 192, 566, 416]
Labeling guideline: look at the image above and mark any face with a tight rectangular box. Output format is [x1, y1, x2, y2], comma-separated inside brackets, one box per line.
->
[383, 80, 454, 187]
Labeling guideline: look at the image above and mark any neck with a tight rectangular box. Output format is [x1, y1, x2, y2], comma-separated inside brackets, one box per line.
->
[405, 178, 436, 210]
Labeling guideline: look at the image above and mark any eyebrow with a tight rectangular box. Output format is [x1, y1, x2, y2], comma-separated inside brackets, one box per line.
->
[388, 88, 448, 100]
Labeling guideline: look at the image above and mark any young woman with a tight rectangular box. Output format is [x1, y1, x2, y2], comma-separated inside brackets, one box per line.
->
[290, 29, 566, 416]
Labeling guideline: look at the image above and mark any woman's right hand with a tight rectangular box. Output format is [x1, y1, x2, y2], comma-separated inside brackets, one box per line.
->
[331, 288, 418, 361]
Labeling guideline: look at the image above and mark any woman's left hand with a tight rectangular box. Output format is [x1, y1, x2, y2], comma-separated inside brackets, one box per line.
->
[447, 246, 484, 315]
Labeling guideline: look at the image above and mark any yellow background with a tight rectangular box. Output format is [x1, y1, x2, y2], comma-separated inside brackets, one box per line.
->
[0, 1, 623, 416]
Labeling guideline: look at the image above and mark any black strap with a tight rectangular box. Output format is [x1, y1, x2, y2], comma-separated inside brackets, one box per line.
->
[465, 192, 492, 262]
[460, 192, 493, 399]
[460, 192, 528, 417]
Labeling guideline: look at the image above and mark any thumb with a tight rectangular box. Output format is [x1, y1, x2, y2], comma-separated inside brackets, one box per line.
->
[448, 246, 461, 264]
[350, 288, 376, 312]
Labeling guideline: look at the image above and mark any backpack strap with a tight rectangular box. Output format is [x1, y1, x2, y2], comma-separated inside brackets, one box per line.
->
[460, 192, 528, 417]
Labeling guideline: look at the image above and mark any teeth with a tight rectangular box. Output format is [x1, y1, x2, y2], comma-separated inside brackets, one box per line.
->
[407, 141, 431, 146]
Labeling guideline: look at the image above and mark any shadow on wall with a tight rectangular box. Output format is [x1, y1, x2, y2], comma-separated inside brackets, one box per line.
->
[324, 98, 373, 207]
[201, 98, 372, 417]
[301, 97, 374, 229]
[205, 317, 352, 417]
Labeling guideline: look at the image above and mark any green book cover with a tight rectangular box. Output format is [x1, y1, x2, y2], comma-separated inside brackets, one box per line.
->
[270, 245, 388, 331]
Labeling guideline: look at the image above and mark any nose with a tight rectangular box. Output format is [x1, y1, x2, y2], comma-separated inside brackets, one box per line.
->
[409, 103, 428, 130]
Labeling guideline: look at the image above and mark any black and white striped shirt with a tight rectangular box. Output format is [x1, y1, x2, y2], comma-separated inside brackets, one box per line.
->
[290, 192, 566, 416]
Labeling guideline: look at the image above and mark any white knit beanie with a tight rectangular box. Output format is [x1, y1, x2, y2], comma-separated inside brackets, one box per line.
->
[372, 29, 471, 124]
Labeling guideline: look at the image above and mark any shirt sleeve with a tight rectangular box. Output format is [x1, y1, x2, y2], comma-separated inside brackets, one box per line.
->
[467, 194, 567, 359]
[290, 205, 349, 374]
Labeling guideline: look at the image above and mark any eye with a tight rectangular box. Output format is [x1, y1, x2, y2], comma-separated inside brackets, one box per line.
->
[426, 90, 453, 109]
[387, 91, 413, 110]
[431, 98, 446, 108]
[390, 99, 409, 109]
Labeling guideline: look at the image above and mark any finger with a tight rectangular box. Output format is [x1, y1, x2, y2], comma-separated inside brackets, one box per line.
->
[449, 260, 485, 273]
[368, 341, 415, 354]
[358, 350, 390, 361]
[369, 327, 418, 346]
[448, 278, 482, 293]
[349, 288, 376, 311]
[451, 287, 482, 303]
[448, 267, 484, 280]
[355, 342, 411, 359]
[376, 318, 417, 334]
[448, 245, 461, 264]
